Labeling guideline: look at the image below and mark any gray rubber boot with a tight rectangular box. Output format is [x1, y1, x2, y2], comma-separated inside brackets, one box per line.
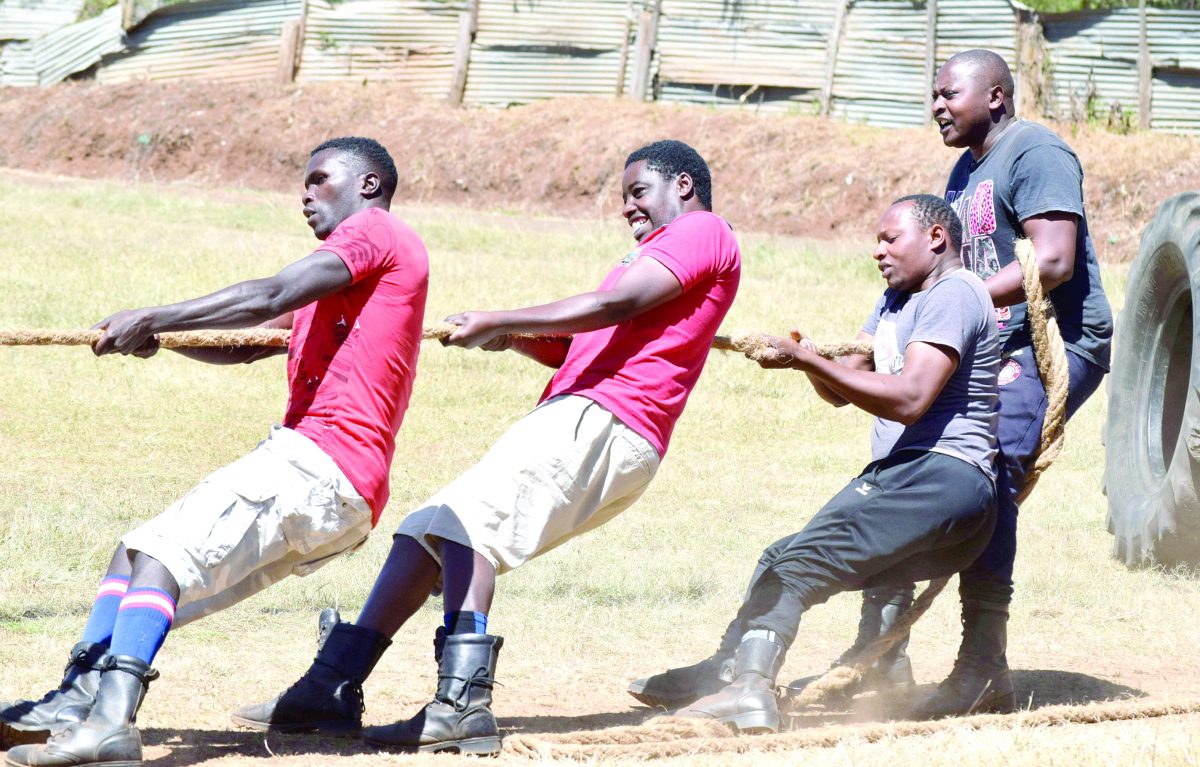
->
[675, 630, 786, 733]
[0, 643, 108, 741]
[909, 599, 1017, 719]
[4, 655, 157, 767]
[783, 585, 915, 700]
[230, 617, 392, 735]
[363, 633, 503, 755]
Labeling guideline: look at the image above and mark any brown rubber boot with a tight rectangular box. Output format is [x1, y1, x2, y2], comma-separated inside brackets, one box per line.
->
[4, 654, 157, 767]
[909, 599, 1017, 719]
[230, 615, 391, 735]
[675, 630, 786, 733]
[0, 643, 108, 743]
[363, 633, 503, 755]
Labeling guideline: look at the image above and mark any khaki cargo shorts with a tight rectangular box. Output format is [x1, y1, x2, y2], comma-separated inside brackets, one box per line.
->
[397, 395, 660, 574]
[122, 425, 372, 626]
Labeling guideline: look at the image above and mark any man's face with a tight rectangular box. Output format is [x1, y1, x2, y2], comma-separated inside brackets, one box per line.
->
[621, 160, 687, 243]
[302, 149, 362, 240]
[931, 61, 997, 149]
[874, 202, 936, 292]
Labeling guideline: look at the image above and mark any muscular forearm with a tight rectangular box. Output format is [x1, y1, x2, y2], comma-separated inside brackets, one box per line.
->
[800, 357, 931, 424]
[509, 337, 572, 369]
[169, 345, 288, 365]
[138, 280, 295, 334]
[485, 291, 649, 337]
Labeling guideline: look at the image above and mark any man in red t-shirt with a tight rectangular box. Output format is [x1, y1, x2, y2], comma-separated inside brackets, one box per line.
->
[2, 137, 429, 767]
[234, 140, 741, 756]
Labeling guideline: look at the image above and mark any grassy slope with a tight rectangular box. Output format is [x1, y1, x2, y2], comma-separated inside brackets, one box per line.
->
[1, 171, 1199, 765]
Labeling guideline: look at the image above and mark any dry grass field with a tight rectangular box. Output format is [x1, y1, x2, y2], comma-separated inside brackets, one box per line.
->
[1, 169, 1199, 766]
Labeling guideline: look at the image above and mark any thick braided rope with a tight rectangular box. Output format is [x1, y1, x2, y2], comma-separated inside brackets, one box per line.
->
[502, 699, 1200, 759]
[1014, 238, 1069, 503]
[0, 325, 870, 360]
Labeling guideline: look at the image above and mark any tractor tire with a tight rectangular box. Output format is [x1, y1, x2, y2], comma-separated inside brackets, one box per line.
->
[1105, 191, 1200, 566]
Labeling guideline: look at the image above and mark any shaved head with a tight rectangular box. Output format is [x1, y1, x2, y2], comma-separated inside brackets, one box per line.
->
[944, 49, 1015, 105]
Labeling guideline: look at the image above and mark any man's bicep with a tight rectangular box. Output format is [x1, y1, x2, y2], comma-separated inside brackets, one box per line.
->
[267, 251, 354, 311]
[902, 341, 959, 397]
[609, 254, 684, 312]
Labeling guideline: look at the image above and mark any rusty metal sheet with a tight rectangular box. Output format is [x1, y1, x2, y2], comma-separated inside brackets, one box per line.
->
[464, 0, 631, 105]
[0, 0, 83, 42]
[297, 0, 463, 96]
[1, 4, 123, 85]
[96, 0, 300, 84]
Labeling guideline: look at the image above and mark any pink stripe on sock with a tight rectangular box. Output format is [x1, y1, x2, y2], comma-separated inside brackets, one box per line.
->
[118, 592, 176, 622]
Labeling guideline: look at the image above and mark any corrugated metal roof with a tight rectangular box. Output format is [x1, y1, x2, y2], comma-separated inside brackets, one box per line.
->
[464, 0, 631, 105]
[1044, 9, 1141, 121]
[1152, 67, 1200, 135]
[96, 0, 300, 84]
[0, 0, 83, 42]
[297, 0, 464, 96]
[657, 0, 834, 93]
[0, 4, 123, 85]
[830, 0, 928, 127]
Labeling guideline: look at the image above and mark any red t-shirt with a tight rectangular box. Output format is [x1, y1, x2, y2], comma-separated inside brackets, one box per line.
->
[284, 207, 429, 524]
[541, 210, 741, 456]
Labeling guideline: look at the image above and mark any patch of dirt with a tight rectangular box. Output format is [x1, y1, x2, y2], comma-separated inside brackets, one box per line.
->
[1, 80, 1196, 261]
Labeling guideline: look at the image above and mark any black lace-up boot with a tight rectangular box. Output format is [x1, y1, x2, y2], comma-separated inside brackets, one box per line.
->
[0, 643, 108, 743]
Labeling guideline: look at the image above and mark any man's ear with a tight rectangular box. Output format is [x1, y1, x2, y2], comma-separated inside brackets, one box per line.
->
[988, 84, 1007, 112]
[929, 223, 948, 252]
[361, 171, 382, 199]
[676, 171, 695, 202]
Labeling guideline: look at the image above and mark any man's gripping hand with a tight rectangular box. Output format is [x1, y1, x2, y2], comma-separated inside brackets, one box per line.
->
[442, 311, 505, 350]
[92, 309, 161, 358]
[756, 330, 819, 370]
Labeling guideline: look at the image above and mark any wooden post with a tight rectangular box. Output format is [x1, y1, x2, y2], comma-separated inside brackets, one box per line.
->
[448, 0, 481, 106]
[820, 0, 849, 116]
[630, 0, 662, 102]
[615, 6, 634, 97]
[275, 0, 306, 84]
[1138, 0, 1151, 129]
[923, 0, 938, 123]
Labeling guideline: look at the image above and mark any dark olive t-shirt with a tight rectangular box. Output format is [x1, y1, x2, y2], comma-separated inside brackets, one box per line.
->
[944, 119, 1113, 370]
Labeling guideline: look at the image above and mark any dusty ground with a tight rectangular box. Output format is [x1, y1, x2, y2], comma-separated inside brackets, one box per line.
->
[1, 80, 1198, 261]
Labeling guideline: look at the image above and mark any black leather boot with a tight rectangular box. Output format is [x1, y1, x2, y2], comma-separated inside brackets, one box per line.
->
[4, 655, 157, 767]
[783, 585, 915, 701]
[910, 599, 1017, 719]
[676, 630, 786, 733]
[363, 633, 503, 755]
[626, 652, 735, 709]
[0, 643, 108, 742]
[230, 617, 391, 735]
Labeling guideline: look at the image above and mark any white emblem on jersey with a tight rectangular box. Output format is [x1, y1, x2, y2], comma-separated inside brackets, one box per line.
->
[873, 319, 903, 375]
[855, 482, 875, 496]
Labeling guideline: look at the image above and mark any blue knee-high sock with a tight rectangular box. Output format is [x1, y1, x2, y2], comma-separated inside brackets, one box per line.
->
[80, 575, 130, 648]
[444, 610, 488, 635]
[108, 588, 176, 665]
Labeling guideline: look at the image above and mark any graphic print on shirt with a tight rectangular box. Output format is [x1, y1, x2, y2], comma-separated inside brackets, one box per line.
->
[949, 179, 1010, 326]
[873, 319, 903, 375]
[620, 246, 642, 266]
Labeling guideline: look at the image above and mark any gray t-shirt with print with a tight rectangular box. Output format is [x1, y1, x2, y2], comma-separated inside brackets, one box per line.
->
[862, 269, 1000, 480]
[945, 119, 1113, 370]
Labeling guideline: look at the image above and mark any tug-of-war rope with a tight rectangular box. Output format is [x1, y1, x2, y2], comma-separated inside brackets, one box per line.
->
[0, 322, 870, 360]
[5, 243, 1192, 757]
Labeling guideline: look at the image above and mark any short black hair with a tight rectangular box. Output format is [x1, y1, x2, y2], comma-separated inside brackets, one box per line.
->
[945, 49, 1015, 103]
[893, 193, 963, 253]
[311, 136, 398, 201]
[624, 140, 712, 210]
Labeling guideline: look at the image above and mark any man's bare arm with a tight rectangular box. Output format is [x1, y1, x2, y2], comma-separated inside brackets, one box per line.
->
[442, 254, 683, 350]
[984, 212, 1077, 307]
[92, 251, 352, 361]
[760, 336, 958, 425]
